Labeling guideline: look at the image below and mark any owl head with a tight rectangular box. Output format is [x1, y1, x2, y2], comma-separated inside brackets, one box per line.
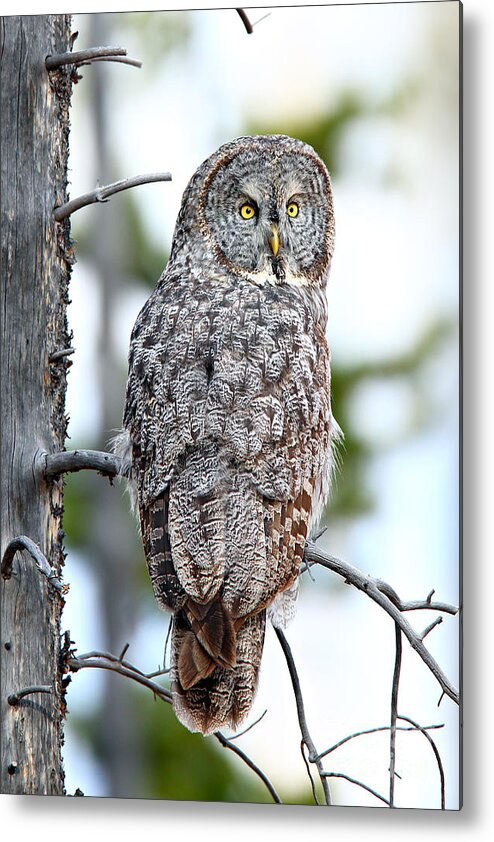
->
[170, 135, 335, 288]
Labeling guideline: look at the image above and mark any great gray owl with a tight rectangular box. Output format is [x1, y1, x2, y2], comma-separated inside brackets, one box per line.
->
[117, 134, 341, 735]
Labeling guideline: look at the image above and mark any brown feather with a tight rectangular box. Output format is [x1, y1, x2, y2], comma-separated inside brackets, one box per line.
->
[140, 493, 187, 611]
[178, 631, 217, 690]
[184, 598, 237, 670]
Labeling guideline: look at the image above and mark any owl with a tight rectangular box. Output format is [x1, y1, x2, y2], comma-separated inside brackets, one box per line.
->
[118, 135, 341, 735]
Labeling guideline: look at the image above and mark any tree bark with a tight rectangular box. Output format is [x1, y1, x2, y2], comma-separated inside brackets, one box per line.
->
[1, 15, 73, 795]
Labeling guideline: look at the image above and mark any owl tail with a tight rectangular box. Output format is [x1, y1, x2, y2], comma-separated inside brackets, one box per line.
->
[171, 608, 266, 735]
[176, 598, 237, 689]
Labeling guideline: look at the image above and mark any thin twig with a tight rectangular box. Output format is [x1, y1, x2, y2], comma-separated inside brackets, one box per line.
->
[163, 618, 173, 672]
[46, 46, 140, 70]
[398, 714, 446, 809]
[228, 709, 268, 740]
[236, 9, 254, 34]
[300, 741, 319, 805]
[44, 449, 128, 480]
[389, 623, 402, 807]
[252, 13, 272, 27]
[77, 55, 142, 68]
[118, 642, 130, 661]
[321, 772, 390, 806]
[316, 722, 444, 760]
[1, 536, 64, 592]
[274, 627, 331, 806]
[8, 685, 52, 706]
[399, 599, 457, 614]
[304, 542, 459, 705]
[420, 617, 443, 640]
[53, 173, 172, 222]
[74, 650, 148, 678]
[49, 347, 75, 362]
[146, 667, 170, 678]
[373, 579, 457, 615]
[215, 731, 282, 803]
[311, 525, 328, 542]
[373, 578, 402, 607]
[67, 654, 172, 703]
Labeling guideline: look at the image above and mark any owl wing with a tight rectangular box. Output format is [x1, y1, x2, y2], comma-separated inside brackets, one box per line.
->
[217, 319, 334, 623]
[123, 279, 227, 619]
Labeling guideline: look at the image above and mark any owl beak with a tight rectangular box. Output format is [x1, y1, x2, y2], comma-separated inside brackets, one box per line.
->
[269, 224, 280, 257]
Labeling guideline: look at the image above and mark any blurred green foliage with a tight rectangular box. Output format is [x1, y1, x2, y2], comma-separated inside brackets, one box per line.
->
[249, 90, 366, 176]
[326, 316, 456, 519]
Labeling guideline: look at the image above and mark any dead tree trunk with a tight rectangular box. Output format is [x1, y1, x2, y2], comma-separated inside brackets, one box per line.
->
[1, 14, 73, 795]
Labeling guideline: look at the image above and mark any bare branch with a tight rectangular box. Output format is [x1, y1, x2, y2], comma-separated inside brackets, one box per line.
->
[49, 347, 75, 362]
[228, 709, 268, 740]
[304, 541, 459, 705]
[252, 13, 272, 27]
[420, 616, 443, 640]
[373, 578, 402, 607]
[46, 46, 141, 70]
[373, 578, 457, 615]
[398, 714, 445, 809]
[146, 667, 170, 678]
[305, 553, 457, 614]
[67, 653, 172, 703]
[1, 536, 64, 592]
[236, 9, 254, 34]
[274, 627, 331, 806]
[8, 685, 52, 706]
[44, 449, 128, 480]
[317, 722, 444, 761]
[389, 624, 402, 807]
[74, 650, 148, 678]
[53, 173, 172, 222]
[163, 618, 173, 673]
[77, 55, 142, 69]
[397, 599, 457, 615]
[214, 731, 282, 803]
[118, 642, 130, 662]
[321, 772, 390, 806]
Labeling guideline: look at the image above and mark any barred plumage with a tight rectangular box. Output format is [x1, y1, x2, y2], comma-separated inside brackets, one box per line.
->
[120, 135, 340, 734]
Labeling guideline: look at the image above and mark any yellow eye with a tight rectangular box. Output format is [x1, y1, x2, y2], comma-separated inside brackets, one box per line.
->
[287, 202, 299, 218]
[240, 203, 256, 220]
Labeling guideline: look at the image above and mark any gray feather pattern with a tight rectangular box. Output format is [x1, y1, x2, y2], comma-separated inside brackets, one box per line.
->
[121, 135, 340, 733]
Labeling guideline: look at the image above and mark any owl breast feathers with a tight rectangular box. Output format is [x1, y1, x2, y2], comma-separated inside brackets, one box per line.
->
[119, 135, 341, 734]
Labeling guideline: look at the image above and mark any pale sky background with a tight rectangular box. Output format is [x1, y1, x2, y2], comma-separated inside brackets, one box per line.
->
[57, 0, 461, 811]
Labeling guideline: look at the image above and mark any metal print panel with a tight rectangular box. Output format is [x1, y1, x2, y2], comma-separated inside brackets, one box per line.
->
[1, 1, 461, 810]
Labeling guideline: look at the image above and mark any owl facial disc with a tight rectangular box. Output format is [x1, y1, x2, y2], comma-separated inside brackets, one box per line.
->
[195, 135, 335, 288]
